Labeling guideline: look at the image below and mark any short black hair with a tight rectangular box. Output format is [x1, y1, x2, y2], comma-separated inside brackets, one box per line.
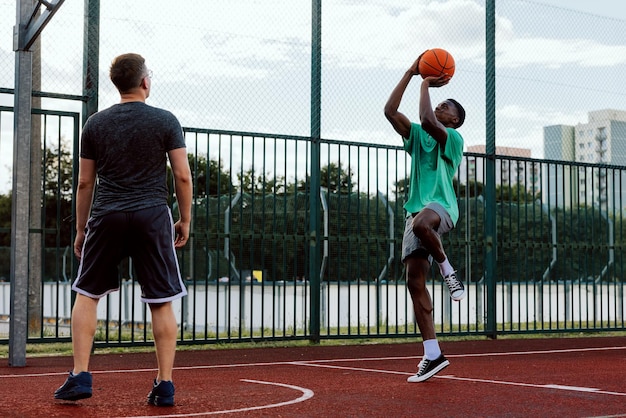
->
[447, 98, 466, 128]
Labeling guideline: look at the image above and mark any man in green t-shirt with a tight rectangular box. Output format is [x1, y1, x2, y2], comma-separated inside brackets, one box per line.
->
[384, 54, 466, 383]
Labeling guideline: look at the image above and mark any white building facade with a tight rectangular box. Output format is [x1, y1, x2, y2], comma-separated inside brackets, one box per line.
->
[462, 145, 538, 193]
[543, 109, 626, 212]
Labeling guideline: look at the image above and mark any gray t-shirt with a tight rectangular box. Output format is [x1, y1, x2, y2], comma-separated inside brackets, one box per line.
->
[80, 101, 186, 217]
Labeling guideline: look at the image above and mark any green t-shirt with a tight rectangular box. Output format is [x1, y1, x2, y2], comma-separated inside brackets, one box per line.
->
[403, 123, 464, 225]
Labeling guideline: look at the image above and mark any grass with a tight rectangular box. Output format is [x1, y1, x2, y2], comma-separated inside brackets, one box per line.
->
[1, 329, 625, 359]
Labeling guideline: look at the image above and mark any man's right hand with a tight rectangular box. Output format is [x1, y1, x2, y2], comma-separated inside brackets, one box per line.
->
[173, 220, 190, 248]
[74, 230, 85, 259]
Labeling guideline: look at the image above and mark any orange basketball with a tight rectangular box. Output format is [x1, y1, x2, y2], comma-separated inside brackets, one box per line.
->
[418, 48, 455, 79]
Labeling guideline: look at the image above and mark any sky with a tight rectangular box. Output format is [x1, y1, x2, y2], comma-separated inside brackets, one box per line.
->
[1, 0, 626, 193]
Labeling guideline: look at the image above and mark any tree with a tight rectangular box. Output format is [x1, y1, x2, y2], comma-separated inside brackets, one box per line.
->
[496, 183, 535, 203]
[456, 179, 484, 198]
[238, 168, 287, 195]
[393, 178, 409, 201]
[42, 139, 74, 249]
[320, 162, 354, 193]
[0, 193, 10, 246]
[294, 162, 355, 194]
[188, 154, 233, 197]
[44, 140, 74, 200]
[0, 192, 11, 279]
[0, 139, 75, 281]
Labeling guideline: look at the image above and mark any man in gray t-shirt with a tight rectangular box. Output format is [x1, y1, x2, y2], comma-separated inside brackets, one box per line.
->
[80, 101, 186, 215]
[54, 53, 192, 407]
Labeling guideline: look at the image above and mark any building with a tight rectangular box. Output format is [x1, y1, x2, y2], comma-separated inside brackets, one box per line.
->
[543, 109, 626, 211]
[462, 145, 538, 194]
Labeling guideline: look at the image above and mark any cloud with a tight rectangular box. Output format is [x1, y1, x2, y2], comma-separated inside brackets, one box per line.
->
[495, 104, 590, 158]
[497, 104, 587, 126]
[320, 0, 487, 70]
[169, 0, 626, 75]
[496, 38, 626, 69]
[1, 0, 625, 193]
[8, 0, 624, 87]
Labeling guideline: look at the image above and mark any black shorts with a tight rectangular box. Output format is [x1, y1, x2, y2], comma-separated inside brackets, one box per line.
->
[73, 205, 187, 303]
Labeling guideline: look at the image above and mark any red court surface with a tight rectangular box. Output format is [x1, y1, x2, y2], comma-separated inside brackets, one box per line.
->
[1, 336, 625, 417]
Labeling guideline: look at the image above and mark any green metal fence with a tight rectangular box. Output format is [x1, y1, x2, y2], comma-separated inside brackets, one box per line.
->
[1, 113, 624, 346]
[1, 1, 626, 351]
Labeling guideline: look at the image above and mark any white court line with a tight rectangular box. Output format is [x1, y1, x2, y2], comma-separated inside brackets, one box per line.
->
[290, 361, 626, 398]
[3, 345, 625, 416]
[115, 379, 314, 418]
[0, 361, 286, 379]
[291, 345, 626, 364]
[2, 344, 625, 379]
[436, 375, 626, 397]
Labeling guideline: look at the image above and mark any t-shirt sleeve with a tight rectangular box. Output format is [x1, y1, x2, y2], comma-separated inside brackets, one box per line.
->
[403, 123, 420, 153]
[79, 118, 96, 160]
[443, 128, 464, 166]
[164, 112, 186, 151]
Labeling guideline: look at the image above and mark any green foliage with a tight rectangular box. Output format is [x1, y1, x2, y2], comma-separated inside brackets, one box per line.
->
[456, 179, 484, 198]
[238, 168, 287, 195]
[3, 149, 625, 285]
[0, 193, 10, 279]
[322, 191, 394, 282]
[547, 206, 613, 281]
[297, 162, 355, 194]
[189, 154, 233, 197]
[0, 139, 76, 280]
[25, 139, 76, 251]
[320, 162, 354, 193]
[0, 193, 11, 246]
[496, 183, 538, 202]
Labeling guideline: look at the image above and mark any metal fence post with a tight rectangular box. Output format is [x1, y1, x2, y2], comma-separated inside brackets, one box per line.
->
[9, 0, 65, 366]
[308, 0, 322, 343]
[82, 0, 99, 125]
[9, 44, 32, 368]
[484, 0, 497, 338]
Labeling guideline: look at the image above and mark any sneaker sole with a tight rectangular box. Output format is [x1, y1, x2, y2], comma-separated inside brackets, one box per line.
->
[148, 395, 174, 406]
[54, 391, 92, 401]
[407, 359, 450, 383]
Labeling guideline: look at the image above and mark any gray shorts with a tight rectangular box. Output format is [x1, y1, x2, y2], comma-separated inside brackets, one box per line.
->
[401, 202, 454, 263]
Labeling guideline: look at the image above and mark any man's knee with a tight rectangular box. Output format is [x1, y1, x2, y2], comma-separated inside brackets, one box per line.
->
[411, 209, 440, 237]
[411, 217, 425, 237]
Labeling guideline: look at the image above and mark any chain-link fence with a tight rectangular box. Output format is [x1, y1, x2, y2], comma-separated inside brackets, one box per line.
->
[2, 1, 626, 178]
[1, 1, 626, 348]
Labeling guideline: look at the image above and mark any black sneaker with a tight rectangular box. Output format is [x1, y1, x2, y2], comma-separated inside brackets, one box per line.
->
[54, 371, 93, 400]
[407, 354, 450, 382]
[147, 379, 175, 406]
[443, 271, 465, 301]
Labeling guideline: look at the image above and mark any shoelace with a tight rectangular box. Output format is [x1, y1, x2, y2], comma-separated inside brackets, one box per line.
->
[443, 274, 463, 293]
[417, 359, 430, 374]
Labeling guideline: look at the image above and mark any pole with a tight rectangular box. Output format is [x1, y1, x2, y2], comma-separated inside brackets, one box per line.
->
[308, 0, 322, 343]
[484, 0, 497, 339]
[9, 0, 35, 367]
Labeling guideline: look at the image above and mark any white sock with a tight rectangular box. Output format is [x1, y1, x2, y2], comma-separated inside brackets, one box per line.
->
[438, 257, 454, 277]
[423, 339, 441, 360]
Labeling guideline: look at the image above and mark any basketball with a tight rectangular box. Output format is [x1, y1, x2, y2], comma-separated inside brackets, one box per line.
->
[418, 48, 455, 79]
